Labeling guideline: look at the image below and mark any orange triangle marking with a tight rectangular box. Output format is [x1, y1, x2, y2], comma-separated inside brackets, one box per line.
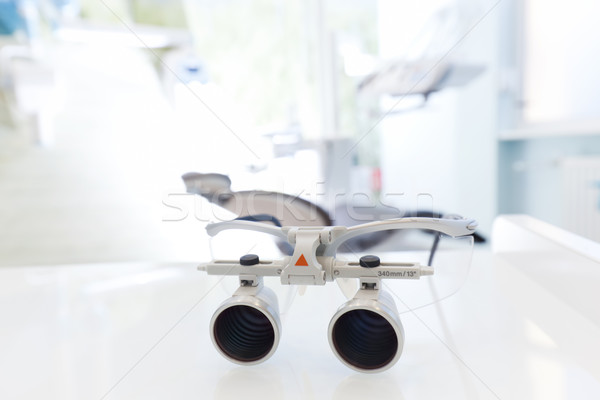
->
[295, 254, 309, 266]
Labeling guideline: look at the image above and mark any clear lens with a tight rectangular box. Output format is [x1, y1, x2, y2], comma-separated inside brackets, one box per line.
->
[335, 228, 475, 313]
[209, 229, 288, 261]
[209, 228, 297, 317]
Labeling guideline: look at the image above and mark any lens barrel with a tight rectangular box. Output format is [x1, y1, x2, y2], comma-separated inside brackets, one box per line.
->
[210, 285, 281, 365]
[328, 290, 404, 372]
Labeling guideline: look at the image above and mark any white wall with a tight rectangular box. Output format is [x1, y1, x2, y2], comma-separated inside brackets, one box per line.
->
[377, 0, 500, 234]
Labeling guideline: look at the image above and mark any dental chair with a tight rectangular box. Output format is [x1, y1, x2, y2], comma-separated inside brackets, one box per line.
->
[182, 172, 485, 255]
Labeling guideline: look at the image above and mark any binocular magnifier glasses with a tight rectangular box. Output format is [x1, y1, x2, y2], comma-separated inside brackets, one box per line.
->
[199, 217, 477, 373]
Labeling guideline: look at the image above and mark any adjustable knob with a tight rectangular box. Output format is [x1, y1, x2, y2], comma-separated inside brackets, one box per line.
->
[359, 255, 380, 268]
[240, 254, 260, 266]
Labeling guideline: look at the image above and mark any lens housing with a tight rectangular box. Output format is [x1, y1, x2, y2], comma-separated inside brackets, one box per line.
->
[328, 290, 404, 372]
[210, 285, 280, 365]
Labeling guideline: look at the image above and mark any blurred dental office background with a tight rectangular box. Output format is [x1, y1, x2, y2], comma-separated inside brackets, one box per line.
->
[1, 0, 600, 267]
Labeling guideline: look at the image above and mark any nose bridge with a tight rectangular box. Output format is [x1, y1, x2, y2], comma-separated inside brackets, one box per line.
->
[281, 228, 326, 285]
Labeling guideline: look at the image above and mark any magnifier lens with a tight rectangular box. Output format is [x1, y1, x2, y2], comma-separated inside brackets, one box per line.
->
[332, 309, 398, 370]
[213, 305, 275, 362]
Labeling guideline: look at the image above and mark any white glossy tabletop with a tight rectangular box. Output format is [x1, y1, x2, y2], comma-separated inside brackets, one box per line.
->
[1, 215, 600, 400]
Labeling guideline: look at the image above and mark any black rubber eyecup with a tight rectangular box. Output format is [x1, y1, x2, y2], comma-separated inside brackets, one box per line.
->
[213, 305, 275, 362]
[332, 309, 398, 370]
